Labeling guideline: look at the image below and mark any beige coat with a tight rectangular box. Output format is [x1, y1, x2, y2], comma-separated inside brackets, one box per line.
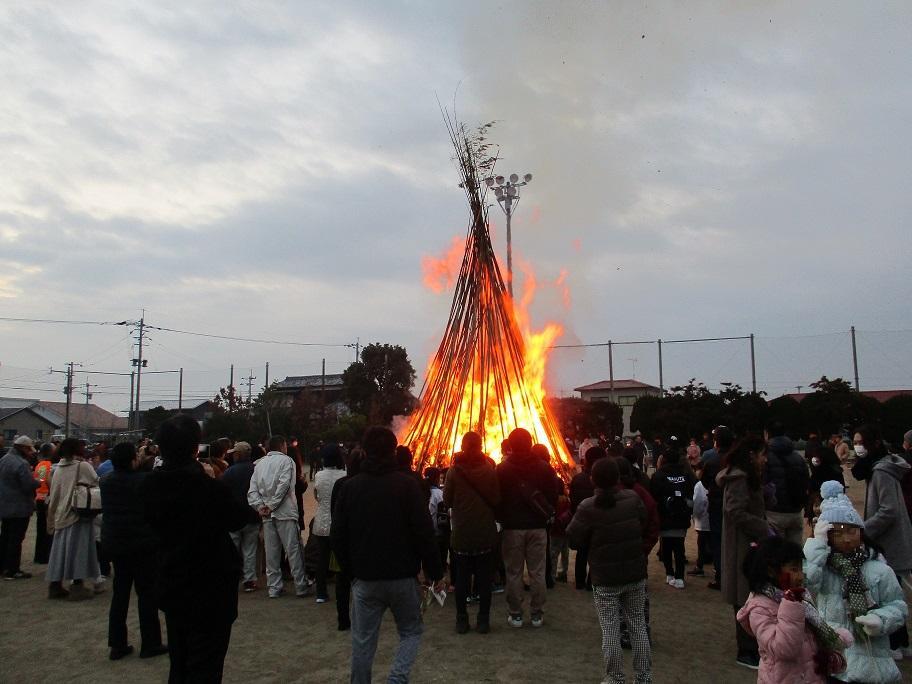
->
[718, 466, 768, 607]
[47, 458, 98, 534]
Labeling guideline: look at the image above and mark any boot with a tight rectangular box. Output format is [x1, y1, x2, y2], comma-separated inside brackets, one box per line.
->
[48, 581, 69, 600]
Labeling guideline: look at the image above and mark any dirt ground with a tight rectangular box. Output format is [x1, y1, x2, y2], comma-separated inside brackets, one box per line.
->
[1, 473, 910, 683]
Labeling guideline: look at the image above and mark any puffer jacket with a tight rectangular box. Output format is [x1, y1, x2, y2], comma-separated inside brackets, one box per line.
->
[803, 537, 906, 683]
[442, 451, 500, 553]
[313, 467, 346, 537]
[737, 593, 828, 684]
[863, 454, 912, 573]
[566, 488, 647, 587]
[765, 436, 810, 513]
[0, 449, 39, 518]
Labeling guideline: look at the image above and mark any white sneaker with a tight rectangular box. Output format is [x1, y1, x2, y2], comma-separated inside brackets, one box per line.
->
[507, 613, 523, 628]
[672, 579, 685, 590]
[666, 575, 674, 585]
[530, 612, 544, 628]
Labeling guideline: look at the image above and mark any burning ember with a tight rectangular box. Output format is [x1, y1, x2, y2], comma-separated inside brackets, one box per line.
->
[403, 116, 573, 479]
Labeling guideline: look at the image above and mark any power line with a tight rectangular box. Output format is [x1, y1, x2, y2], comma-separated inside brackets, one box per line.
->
[0, 317, 127, 326]
[144, 324, 354, 348]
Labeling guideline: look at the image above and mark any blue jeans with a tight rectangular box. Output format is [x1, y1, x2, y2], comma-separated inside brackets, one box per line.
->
[350, 577, 423, 684]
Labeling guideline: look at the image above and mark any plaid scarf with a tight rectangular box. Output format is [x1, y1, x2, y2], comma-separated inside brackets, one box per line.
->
[827, 547, 875, 636]
[759, 584, 845, 654]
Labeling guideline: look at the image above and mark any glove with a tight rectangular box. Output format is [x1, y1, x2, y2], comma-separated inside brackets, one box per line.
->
[814, 519, 833, 540]
[854, 613, 883, 636]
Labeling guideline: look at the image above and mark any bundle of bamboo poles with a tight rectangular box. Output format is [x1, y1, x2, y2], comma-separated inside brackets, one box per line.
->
[404, 115, 572, 479]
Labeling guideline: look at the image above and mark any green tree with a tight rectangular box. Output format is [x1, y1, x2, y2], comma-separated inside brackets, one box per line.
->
[880, 394, 912, 446]
[342, 343, 416, 425]
[205, 385, 252, 440]
[801, 376, 881, 436]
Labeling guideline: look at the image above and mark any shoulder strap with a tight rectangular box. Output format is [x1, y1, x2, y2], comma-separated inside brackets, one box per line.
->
[454, 466, 497, 510]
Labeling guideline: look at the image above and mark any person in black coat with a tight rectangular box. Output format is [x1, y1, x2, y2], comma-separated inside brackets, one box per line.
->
[143, 415, 260, 684]
[101, 442, 167, 661]
[649, 440, 696, 587]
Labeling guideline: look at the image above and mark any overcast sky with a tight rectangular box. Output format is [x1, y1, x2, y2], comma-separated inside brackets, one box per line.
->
[1, 2, 911, 415]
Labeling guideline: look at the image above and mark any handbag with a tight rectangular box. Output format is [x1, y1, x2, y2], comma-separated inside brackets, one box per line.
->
[70, 462, 102, 518]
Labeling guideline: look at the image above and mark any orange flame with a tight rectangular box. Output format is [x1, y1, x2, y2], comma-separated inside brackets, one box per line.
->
[421, 235, 465, 293]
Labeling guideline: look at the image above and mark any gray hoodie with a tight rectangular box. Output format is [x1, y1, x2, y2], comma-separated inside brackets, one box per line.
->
[865, 454, 912, 573]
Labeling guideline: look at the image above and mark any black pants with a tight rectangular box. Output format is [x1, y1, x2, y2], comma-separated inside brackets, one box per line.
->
[661, 536, 685, 580]
[336, 568, 351, 629]
[574, 545, 590, 589]
[109, 554, 163, 651]
[437, 530, 450, 573]
[734, 605, 759, 659]
[34, 502, 52, 564]
[164, 612, 232, 684]
[97, 541, 111, 577]
[315, 535, 331, 599]
[709, 508, 723, 582]
[695, 530, 712, 569]
[453, 551, 493, 619]
[0, 517, 30, 576]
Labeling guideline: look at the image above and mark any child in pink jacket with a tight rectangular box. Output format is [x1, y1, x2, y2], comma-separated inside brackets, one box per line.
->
[737, 537, 852, 683]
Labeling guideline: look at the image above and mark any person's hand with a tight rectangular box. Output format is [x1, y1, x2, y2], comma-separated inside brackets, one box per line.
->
[783, 587, 805, 602]
[432, 579, 447, 594]
[855, 613, 883, 636]
[258, 506, 271, 517]
[814, 519, 833, 540]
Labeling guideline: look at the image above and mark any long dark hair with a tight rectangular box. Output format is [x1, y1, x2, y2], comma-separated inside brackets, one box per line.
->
[723, 434, 766, 491]
[743, 536, 804, 592]
[591, 457, 619, 509]
[855, 424, 886, 459]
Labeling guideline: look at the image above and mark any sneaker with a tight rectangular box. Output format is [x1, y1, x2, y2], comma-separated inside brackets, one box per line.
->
[736, 654, 760, 670]
[456, 614, 469, 634]
[4, 571, 32, 580]
[268, 589, 285, 599]
[467, 594, 479, 604]
[243, 581, 257, 593]
[315, 596, 328, 604]
[665, 575, 674, 585]
[476, 616, 490, 634]
[686, 568, 705, 577]
[507, 613, 523, 628]
[530, 611, 544, 628]
[672, 579, 685, 590]
[492, 584, 505, 594]
[109, 645, 134, 661]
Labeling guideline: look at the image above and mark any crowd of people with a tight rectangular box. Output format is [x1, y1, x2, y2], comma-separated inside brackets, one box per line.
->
[0, 420, 911, 683]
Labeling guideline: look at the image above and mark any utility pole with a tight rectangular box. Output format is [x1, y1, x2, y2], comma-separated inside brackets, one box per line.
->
[657, 339, 664, 394]
[230, 364, 234, 392]
[64, 362, 76, 438]
[321, 358, 326, 427]
[132, 315, 148, 426]
[850, 326, 860, 391]
[178, 367, 183, 410]
[608, 340, 615, 403]
[83, 380, 94, 406]
[243, 370, 256, 403]
[128, 371, 135, 431]
[795, 385, 803, 394]
[355, 338, 360, 363]
[628, 358, 638, 380]
[749, 333, 757, 393]
[265, 361, 269, 388]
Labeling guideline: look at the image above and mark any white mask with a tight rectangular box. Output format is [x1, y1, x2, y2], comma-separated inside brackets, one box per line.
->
[854, 444, 867, 458]
[811, 457, 821, 467]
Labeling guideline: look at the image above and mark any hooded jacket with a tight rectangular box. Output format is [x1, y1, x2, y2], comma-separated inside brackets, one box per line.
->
[649, 461, 696, 531]
[330, 452, 443, 582]
[719, 466, 768, 606]
[864, 454, 912, 573]
[803, 536, 906, 683]
[764, 436, 810, 513]
[442, 451, 500, 553]
[496, 450, 560, 530]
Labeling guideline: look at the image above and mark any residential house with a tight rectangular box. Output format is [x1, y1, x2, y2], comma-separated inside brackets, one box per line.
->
[573, 379, 663, 437]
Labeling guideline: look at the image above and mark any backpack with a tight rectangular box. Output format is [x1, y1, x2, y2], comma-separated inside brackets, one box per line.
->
[70, 462, 102, 519]
[663, 474, 693, 520]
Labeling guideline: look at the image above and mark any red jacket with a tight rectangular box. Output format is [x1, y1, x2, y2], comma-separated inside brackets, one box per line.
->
[630, 483, 660, 554]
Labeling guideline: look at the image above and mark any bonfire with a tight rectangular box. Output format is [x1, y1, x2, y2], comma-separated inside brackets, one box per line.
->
[403, 115, 574, 479]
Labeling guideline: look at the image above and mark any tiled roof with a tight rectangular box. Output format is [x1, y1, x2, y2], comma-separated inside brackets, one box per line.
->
[275, 374, 345, 390]
[574, 379, 662, 392]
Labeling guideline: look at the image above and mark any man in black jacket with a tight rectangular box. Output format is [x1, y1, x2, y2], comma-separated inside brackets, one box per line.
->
[331, 427, 443, 684]
[143, 415, 260, 684]
[101, 442, 166, 661]
[496, 428, 560, 629]
[763, 421, 810, 546]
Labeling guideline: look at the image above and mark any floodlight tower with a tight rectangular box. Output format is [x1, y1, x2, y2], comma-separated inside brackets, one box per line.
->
[487, 172, 533, 299]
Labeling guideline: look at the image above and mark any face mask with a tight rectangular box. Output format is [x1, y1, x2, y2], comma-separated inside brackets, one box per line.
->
[854, 445, 867, 458]
[811, 457, 821, 467]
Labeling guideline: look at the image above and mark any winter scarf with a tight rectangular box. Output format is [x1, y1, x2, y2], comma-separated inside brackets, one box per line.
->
[827, 547, 875, 636]
[760, 583, 848, 676]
